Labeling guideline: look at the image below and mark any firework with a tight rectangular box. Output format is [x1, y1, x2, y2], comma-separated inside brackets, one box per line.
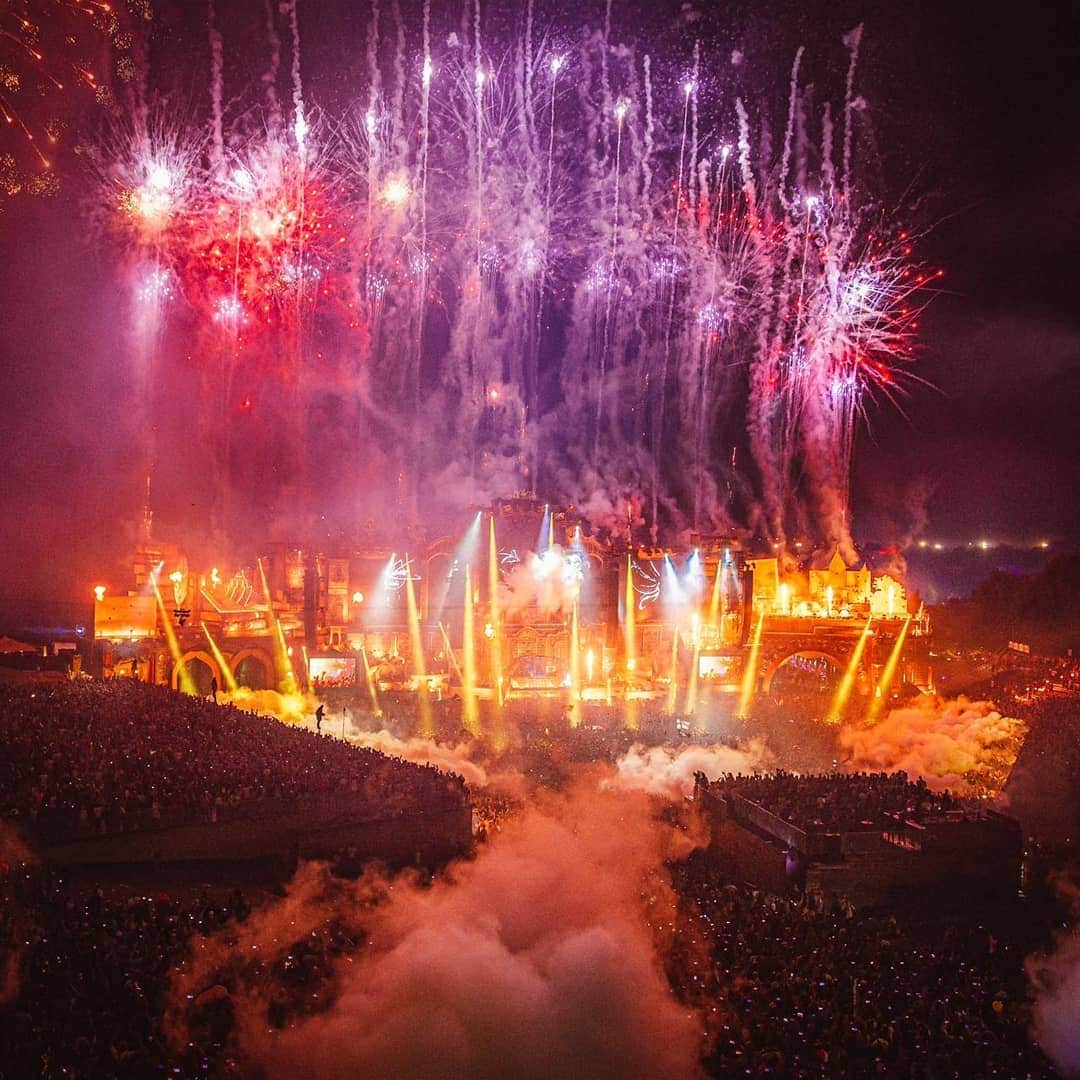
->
[0, 0, 143, 194]
[92, 11, 937, 551]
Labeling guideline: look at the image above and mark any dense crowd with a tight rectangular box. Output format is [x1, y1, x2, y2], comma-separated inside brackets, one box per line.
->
[0, 675, 1069, 1078]
[0, 847, 1058, 1079]
[999, 686, 1079, 844]
[665, 853, 1057, 1077]
[0, 682, 466, 843]
[1013, 653, 1080, 698]
[0, 860, 249, 1077]
[701, 770, 964, 831]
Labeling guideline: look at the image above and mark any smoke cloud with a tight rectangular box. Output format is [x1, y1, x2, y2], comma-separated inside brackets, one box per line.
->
[219, 686, 317, 723]
[838, 696, 1026, 796]
[499, 544, 582, 616]
[172, 780, 703, 1079]
[605, 739, 774, 800]
[345, 728, 491, 789]
[1026, 873, 1080, 1077]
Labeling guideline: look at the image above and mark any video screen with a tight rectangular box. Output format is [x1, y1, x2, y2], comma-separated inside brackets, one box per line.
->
[308, 656, 358, 688]
[699, 655, 736, 679]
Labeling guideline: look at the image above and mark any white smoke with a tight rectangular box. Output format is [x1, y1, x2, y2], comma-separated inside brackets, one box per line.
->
[605, 739, 774, 800]
[172, 781, 704, 1078]
[1027, 873, 1080, 1077]
[346, 728, 491, 789]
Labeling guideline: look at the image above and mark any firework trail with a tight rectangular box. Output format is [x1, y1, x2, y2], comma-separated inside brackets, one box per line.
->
[91, 8, 935, 553]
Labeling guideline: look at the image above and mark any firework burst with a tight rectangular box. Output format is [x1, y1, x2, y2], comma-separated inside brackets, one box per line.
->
[90, 9, 938, 551]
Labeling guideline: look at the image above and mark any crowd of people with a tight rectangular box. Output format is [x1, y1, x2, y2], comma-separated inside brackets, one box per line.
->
[0, 859, 251, 1077]
[0, 682, 467, 843]
[701, 770, 965, 832]
[664, 853, 1057, 1077]
[0, 672, 1070, 1076]
[1003, 652, 1080, 700]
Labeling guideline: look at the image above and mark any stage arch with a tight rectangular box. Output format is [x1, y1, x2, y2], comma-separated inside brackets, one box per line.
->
[762, 650, 844, 695]
[232, 648, 273, 691]
[174, 651, 219, 696]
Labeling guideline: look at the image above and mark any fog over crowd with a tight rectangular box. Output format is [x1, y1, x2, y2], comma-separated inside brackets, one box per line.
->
[0, 677, 1076, 1075]
[168, 780, 702, 1079]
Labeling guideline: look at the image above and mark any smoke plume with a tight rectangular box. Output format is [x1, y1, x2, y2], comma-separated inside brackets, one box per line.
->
[1026, 872, 1080, 1077]
[838, 696, 1026, 796]
[171, 780, 703, 1079]
[220, 686, 318, 723]
[346, 728, 491, 789]
[605, 739, 774, 800]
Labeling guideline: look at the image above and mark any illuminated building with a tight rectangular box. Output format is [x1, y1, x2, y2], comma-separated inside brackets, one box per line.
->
[91, 503, 928, 714]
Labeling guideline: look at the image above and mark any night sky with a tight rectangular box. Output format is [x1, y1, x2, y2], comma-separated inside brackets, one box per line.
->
[0, 0, 1077, 605]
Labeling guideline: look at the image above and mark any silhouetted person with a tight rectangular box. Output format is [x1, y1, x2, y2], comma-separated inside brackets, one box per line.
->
[315, 703, 325, 733]
[210, 676, 218, 703]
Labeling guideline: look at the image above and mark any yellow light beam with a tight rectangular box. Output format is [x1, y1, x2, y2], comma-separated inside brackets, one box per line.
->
[404, 556, 433, 736]
[488, 515, 504, 707]
[707, 558, 724, 627]
[569, 598, 582, 726]
[272, 616, 299, 695]
[623, 553, 639, 731]
[687, 612, 703, 715]
[735, 612, 765, 721]
[666, 629, 680, 715]
[256, 556, 273, 607]
[826, 615, 873, 724]
[200, 623, 238, 692]
[866, 616, 911, 725]
[462, 566, 480, 735]
[624, 553, 636, 670]
[359, 645, 382, 717]
[200, 589, 224, 614]
[150, 568, 196, 695]
[437, 622, 466, 686]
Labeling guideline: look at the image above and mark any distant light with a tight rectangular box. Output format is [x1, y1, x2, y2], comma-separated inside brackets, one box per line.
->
[487, 385, 501, 403]
[422, 57, 434, 86]
[978, 540, 990, 551]
[352, 591, 364, 604]
[614, 98, 629, 121]
[918, 540, 927, 548]
[1039, 540, 1050, 549]
[933, 543, 943, 551]
[550, 54, 565, 76]
[683, 79, 695, 97]
[365, 109, 378, 137]
[93, 585, 106, 602]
